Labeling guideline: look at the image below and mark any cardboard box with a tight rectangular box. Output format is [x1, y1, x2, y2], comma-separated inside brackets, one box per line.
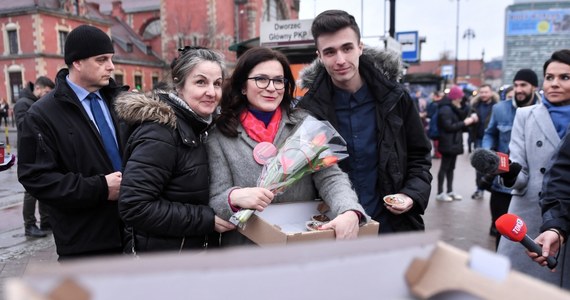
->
[237, 201, 379, 245]
[7, 231, 439, 300]
[7, 231, 570, 300]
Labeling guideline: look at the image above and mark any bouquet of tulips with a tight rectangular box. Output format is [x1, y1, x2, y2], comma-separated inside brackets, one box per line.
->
[230, 115, 349, 228]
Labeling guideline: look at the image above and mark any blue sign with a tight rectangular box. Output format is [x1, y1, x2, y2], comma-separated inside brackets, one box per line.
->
[506, 9, 570, 36]
[396, 31, 419, 62]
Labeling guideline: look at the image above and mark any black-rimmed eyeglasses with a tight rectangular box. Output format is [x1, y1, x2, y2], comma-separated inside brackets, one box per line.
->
[247, 76, 288, 90]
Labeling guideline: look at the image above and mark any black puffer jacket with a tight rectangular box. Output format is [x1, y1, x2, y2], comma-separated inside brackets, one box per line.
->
[298, 48, 432, 232]
[437, 98, 469, 155]
[116, 92, 217, 253]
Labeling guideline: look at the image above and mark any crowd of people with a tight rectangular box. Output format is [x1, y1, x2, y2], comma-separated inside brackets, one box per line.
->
[2, 7, 570, 292]
[12, 11, 430, 258]
[421, 49, 570, 288]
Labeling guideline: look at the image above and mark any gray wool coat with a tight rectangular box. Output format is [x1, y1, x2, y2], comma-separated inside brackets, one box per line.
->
[497, 103, 570, 288]
[207, 109, 368, 246]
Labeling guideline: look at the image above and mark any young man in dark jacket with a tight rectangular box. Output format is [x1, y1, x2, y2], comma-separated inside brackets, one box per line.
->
[299, 10, 432, 233]
[18, 25, 128, 260]
[14, 76, 55, 238]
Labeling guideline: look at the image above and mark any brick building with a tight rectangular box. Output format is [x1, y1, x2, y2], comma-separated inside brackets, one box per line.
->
[0, 0, 299, 104]
[407, 59, 485, 87]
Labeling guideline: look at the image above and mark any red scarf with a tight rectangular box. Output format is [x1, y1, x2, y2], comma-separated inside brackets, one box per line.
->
[240, 108, 282, 143]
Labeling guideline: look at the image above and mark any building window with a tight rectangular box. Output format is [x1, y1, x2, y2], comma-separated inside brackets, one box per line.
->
[134, 75, 142, 91]
[114, 74, 124, 86]
[59, 31, 68, 55]
[142, 19, 161, 39]
[264, 0, 285, 21]
[9, 71, 23, 101]
[152, 76, 159, 88]
[8, 30, 19, 54]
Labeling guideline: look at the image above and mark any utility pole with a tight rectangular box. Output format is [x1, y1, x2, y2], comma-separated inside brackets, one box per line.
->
[454, 0, 460, 84]
[389, 0, 396, 38]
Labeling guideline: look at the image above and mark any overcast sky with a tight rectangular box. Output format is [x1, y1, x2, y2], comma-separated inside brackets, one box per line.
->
[300, 0, 514, 62]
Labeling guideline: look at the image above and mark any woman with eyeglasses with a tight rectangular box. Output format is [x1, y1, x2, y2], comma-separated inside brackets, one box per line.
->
[115, 47, 236, 254]
[207, 47, 368, 246]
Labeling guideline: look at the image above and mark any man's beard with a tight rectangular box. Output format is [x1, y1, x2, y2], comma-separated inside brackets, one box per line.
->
[515, 92, 533, 107]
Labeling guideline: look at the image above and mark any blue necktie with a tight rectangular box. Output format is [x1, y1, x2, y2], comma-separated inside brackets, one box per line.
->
[88, 93, 122, 171]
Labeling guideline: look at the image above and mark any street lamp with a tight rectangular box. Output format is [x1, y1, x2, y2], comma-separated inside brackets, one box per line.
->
[453, 0, 460, 84]
[463, 28, 475, 80]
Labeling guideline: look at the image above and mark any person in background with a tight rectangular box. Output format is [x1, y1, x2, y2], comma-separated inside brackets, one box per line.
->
[0, 97, 9, 127]
[413, 90, 428, 125]
[208, 47, 368, 246]
[500, 85, 514, 101]
[116, 47, 235, 254]
[14, 76, 55, 238]
[470, 84, 500, 200]
[18, 25, 127, 260]
[481, 69, 540, 247]
[503, 86, 514, 101]
[298, 10, 432, 233]
[435, 86, 478, 201]
[427, 91, 444, 158]
[498, 49, 570, 287]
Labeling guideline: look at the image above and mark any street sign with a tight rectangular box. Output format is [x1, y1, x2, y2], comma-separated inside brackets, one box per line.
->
[260, 19, 314, 48]
[396, 31, 419, 62]
[441, 64, 454, 80]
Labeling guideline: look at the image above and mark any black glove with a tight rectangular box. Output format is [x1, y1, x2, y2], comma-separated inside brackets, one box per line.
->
[480, 173, 496, 191]
[499, 161, 522, 188]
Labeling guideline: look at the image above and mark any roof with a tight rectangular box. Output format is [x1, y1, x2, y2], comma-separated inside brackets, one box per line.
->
[0, 0, 58, 10]
[90, 0, 159, 13]
[407, 59, 484, 77]
[107, 14, 164, 66]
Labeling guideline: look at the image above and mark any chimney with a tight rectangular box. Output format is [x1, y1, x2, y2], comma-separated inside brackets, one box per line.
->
[112, 1, 126, 21]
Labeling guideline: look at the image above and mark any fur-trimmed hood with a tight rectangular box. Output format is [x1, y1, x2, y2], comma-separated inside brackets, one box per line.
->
[470, 91, 500, 107]
[298, 47, 404, 90]
[115, 91, 178, 128]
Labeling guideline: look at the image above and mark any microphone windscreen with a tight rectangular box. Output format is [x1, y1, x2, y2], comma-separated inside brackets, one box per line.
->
[470, 148, 500, 174]
[496, 213, 528, 242]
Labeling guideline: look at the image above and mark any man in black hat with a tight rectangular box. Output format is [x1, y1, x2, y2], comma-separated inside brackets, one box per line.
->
[18, 25, 128, 260]
[481, 68, 539, 248]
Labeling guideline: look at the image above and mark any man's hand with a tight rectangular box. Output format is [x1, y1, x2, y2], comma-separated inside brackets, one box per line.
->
[385, 193, 414, 215]
[214, 216, 236, 233]
[319, 210, 360, 240]
[528, 230, 563, 270]
[105, 171, 122, 201]
[480, 173, 496, 191]
[229, 187, 274, 212]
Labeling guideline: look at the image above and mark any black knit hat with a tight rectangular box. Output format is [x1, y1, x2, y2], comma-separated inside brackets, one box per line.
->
[513, 68, 538, 87]
[64, 25, 114, 65]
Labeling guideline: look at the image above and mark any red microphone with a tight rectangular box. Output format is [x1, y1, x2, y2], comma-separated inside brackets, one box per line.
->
[495, 214, 557, 269]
